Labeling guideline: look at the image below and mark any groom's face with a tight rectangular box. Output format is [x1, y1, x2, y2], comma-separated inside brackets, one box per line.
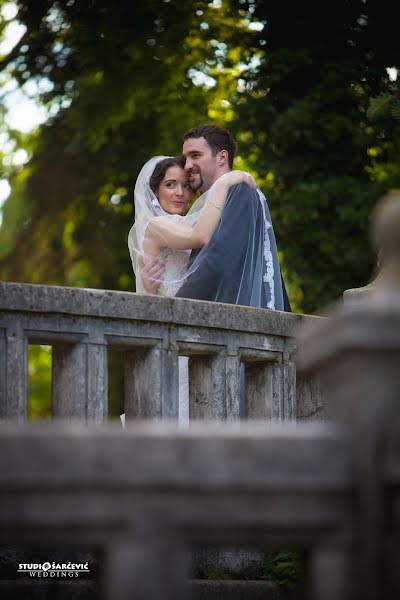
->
[182, 136, 219, 193]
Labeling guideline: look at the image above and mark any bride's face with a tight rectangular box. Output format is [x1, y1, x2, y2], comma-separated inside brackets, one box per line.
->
[156, 166, 193, 215]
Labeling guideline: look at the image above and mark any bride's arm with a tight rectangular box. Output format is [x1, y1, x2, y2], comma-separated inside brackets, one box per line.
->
[146, 171, 255, 251]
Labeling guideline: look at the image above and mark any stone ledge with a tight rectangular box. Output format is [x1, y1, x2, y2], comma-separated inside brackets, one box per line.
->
[0, 421, 350, 491]
[0, 579, 295, 600]
[0, 281, 319, 337]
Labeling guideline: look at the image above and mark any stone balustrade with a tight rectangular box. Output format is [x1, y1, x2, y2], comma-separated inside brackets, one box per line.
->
[1, 416, 399, 600]
[0, 281, 323, 423]
[0, 421, 358, 600]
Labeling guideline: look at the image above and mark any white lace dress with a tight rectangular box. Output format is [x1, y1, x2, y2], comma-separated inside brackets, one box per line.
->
[158, 248, 191, 297]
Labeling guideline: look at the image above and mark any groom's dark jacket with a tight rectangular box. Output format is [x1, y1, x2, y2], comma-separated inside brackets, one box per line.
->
[175, 183, 291, 311]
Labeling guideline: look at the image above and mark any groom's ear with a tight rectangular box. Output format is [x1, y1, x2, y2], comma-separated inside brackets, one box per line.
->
[218, 149, 228, 166]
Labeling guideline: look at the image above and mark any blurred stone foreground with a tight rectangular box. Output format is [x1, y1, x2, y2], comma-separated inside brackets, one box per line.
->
[0, 192, 400, 600]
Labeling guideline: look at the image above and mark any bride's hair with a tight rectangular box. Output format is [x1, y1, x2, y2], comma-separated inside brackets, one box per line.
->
[149, 156, 186, 195]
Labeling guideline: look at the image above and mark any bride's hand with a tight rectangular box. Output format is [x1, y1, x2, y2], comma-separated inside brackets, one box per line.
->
[222, 170, 257, 189]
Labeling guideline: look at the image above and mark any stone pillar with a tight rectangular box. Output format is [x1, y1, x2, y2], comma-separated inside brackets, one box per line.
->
[310, 541, 353, 600]
[52, 341, 107, 421]
[0, 324, 28, 420]
[189, 353, 226, 420]
[86, 342, 108, 422]
[244, 360, 282, 420]
[296, 374, 325, 421]
[125, 347, 179, 421]
[225, 351, 241, 421]
[283, 358, 297, 420]
[102, 525, 188, 600]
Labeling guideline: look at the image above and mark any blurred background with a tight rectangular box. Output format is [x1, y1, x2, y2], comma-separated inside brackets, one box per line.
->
[0, 0, 399, 416]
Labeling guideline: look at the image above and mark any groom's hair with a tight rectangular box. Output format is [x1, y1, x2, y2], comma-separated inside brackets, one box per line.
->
[149, 156, 185, 195]
[183, 125, 237, 168]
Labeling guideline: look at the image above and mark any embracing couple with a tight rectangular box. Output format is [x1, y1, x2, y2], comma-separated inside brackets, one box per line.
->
[129, 125, 291, 312]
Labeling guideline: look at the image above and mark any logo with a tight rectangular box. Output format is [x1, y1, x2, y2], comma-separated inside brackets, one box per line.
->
[18, 561, 90, 578]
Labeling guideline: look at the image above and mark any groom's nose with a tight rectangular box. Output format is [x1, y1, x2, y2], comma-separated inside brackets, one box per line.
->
[185, 157, 194, 171]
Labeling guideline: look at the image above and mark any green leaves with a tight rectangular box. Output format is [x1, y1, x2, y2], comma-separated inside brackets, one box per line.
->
[262, 550, 303, 589]
[0, 0, 399, 315]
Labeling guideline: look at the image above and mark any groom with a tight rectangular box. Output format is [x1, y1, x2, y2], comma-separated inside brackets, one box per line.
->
[176, 125, 291, 310]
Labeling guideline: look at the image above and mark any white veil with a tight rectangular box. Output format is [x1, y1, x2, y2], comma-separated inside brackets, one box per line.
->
[128, 156, 168, 293]
[128, 156, 203, 294]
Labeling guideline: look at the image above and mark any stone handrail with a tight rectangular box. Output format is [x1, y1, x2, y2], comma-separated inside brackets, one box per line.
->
[1, 419, 398, 599]
[0, 421, 356, 600]
[0, 281, 323, 423]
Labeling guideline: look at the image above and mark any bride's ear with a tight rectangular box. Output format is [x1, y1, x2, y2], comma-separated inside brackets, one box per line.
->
[218, 149, 228, 166]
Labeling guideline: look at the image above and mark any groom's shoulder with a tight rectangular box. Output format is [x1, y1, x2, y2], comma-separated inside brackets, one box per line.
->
[226, 182, 258, 205]
[220, 184, 258, 230]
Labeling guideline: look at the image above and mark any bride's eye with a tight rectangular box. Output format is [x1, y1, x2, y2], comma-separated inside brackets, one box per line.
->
[184, 183, 192, 190]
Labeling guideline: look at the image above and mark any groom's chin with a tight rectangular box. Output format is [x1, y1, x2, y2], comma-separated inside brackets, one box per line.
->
[190, 177, 203, 193]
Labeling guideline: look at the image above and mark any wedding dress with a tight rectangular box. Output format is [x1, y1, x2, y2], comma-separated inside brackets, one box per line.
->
[157, 247, 191, 297]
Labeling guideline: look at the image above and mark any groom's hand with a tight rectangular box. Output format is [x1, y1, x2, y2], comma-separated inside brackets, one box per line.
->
[139, 256, 166, 294]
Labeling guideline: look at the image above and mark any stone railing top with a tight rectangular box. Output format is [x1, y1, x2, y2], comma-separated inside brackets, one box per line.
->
[0, 281, 319, 337]
[343, 281, 377, 303]
[0, 421, 351, 490]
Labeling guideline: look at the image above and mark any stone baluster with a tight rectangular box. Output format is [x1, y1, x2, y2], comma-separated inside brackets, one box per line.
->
[283, 338, 297, 420]
[52, 336, 108, 422]
[0, 323, 27, 420]
[86, 340, 108, 421]
[125, 345, 179, 421]
[225, 347, 241, 421]
[102, 524, 188, 600]
[189, 351, 227, 420]
[309, 541, 353, 600]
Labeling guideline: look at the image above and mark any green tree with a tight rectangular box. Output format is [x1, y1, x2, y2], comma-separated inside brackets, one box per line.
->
[1, 0, 399, 314]
[225, 1, 400, 311]
[0, 0, 217, 289]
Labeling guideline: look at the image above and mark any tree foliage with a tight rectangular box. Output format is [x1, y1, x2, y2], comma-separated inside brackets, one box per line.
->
[1, 0, 399, 313]
[226, 1, 400, 310]
[0, 0, 215, 289]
